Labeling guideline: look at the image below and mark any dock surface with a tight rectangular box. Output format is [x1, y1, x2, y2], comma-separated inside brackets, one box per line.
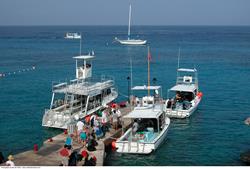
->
[4, 106, 132, 166]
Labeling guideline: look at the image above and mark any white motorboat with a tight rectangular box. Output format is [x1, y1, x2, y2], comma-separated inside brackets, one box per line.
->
[115, 4, 147, 45]
[65, 32, 81, 39]
[164, 68, 203, 118]
[42, 53, 118, 129]
[116, 86, 170, 154]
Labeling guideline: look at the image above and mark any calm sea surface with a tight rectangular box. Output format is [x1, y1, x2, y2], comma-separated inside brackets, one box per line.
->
[0, 26, 250, 166]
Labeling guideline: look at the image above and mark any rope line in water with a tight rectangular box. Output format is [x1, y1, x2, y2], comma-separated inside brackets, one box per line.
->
[0, 66, 36, 78]
[118, 91, 129, 98]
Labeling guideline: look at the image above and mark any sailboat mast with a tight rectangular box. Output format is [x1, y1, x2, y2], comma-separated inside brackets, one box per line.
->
[147, 46, 150, 96]
[128, 4, 131, 40]
[176, 47, 180, 84]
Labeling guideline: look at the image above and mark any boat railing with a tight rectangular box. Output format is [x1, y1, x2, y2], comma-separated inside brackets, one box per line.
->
[52, 82, 67, 92]
[166, 108, 187, 116]
[53, 104, 67, 111]
[52, 76, 115, 93]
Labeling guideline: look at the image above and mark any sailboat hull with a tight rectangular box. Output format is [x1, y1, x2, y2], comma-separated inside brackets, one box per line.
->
[118, 39, 147, 45]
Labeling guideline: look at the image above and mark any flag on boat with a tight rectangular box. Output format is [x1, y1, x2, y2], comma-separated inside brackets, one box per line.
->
[147, 46, 152, 61]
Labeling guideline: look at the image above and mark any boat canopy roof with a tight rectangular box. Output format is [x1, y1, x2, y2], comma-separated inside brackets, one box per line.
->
[178, 68, 197, 73]
[170, 84, 197, 92]
[132, 85, 161, 90]
[73, 55, 95, 60]
[53, 80, 113, 96]
[123, 106, 162, 119]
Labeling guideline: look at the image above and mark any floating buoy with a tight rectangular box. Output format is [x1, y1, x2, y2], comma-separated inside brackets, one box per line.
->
[0, 65, 36, 79]
[34, 144, 38, 153]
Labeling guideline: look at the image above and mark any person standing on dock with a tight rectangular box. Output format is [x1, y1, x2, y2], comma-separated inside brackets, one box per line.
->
[112, 110, 118, 130]
[117, 108, 122, 128]
[5, 155, 15, 166]
[101, 110, 109, 136]
[65, 135, 73, 149]
[76, 120, 85, 143]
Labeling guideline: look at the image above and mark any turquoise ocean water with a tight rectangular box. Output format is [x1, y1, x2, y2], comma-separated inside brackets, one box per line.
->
[0, 26, 250, 165]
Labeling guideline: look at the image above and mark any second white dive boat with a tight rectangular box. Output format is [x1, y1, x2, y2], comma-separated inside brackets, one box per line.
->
[116, 86, 170, 154]
[164, 68, 203, 118]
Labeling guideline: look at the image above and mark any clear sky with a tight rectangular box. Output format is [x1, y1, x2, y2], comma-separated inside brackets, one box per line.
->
[0, 0, 250, 26]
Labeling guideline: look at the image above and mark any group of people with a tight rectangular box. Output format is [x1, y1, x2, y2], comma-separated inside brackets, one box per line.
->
[59, 105, 123, 166]
[59, 143, 97, 166]
[167, 91, 192, 110]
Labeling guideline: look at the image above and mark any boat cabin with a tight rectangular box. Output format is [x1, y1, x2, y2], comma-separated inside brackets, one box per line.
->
[167, 68, 199, 110]
[73, 55, 94, 79]
[131, 85, 162, 107]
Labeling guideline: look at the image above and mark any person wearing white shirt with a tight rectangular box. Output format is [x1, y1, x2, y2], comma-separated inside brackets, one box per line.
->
[76, 121, 84, 143]
[6, 155, 15, 166]
[101, 111, 109, 135]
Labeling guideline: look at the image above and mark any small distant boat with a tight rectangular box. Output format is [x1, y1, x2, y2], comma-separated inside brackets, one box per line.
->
[64, 32, 81, 39]
[164, 68, 203, 118]
[115, 4, 147, 45]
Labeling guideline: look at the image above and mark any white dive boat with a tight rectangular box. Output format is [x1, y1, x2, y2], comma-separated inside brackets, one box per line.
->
[64, 32, 81, 39]
[164, 68, 203, 118]
[116, 86, 171, 154]
[42, 54, 118, 129]
[115, 4, 147, 45]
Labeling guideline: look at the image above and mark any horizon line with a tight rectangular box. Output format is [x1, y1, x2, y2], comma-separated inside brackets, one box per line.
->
[0, 24, 250, 27]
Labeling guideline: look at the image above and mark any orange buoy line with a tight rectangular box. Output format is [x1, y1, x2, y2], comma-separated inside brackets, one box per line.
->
[0, 65, 36, 78]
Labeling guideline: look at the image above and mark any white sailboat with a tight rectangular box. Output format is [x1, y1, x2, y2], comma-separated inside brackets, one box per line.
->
[115, 4, 147, 45]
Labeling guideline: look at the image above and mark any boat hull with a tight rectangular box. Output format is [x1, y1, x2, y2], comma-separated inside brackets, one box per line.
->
[64, 36, 81, 39]
[117, 39, 147, 45]
[165, 97, 202, 118]
[116, 118, 170, 154]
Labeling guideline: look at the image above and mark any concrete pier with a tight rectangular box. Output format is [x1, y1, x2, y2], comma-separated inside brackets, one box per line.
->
[3, 106, 132, 166]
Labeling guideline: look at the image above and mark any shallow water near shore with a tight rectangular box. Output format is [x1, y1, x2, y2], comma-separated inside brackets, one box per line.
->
[0, 26, 250, 165]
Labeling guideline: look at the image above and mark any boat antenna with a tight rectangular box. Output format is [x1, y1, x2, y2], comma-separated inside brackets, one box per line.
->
[147, 46, 151, 97]
[130, 56, 133, 96]
[128, 4, 131, 40]
[79, 33, 82, 55]
[176, 47, 181, 84]
[177, 47, 180, 69]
